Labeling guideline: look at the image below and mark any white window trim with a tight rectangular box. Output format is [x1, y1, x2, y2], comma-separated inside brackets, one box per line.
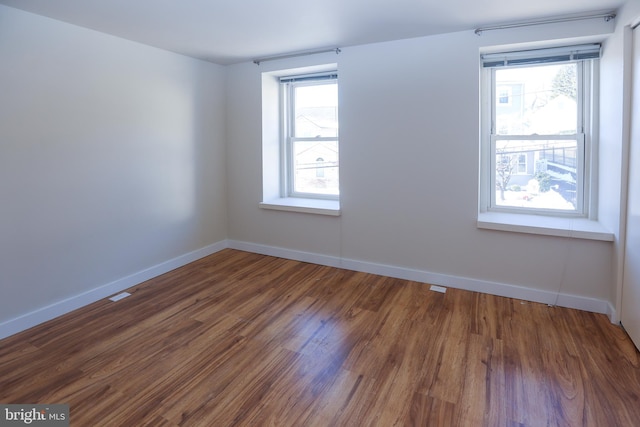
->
[283, 77, 339, 200]
[483, 62, 589, 217]
[259, 198, 340, 216]
[260, 64, 340, 216]
[478, 45, 611, 240]
[477, 211, 613, 241]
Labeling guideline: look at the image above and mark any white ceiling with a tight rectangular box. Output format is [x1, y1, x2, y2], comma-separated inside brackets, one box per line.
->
[0, 0, 625, 65]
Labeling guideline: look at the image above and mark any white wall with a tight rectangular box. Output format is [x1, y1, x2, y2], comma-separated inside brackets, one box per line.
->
[226, 17, 619, 311]
[0, 6, 228, 328]
[601, 0, 640, 319]
[1, 2, 631, 337]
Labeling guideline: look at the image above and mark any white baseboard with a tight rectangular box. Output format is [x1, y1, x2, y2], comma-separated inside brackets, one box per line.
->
[606, 301, 619, 324]
[229, 240, 344, 268]
[0, 240, 229, 340]
[2, 238, 617, 341]
[229, 240, 615, 321]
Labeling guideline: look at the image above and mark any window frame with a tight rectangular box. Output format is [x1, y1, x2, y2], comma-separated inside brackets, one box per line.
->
[280, 75, 339, 200]
[479, 49, 598, 219]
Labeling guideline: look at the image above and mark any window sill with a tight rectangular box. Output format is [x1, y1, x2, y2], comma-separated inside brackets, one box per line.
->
[477, 212, 614, 241]
[260, 198, 341, 216]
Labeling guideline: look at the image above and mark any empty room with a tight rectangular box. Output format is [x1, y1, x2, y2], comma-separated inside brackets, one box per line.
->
[2, 0, 640, 425]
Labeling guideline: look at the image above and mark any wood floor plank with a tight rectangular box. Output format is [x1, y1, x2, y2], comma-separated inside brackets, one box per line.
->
[408, 393, 457, 427]
[457, 334, 507, 426]
[1, 249, 639, 426]
[294, 369, 364, 426]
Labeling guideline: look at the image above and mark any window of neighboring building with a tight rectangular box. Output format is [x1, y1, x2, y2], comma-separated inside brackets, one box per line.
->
[497, 86, 512, 105]
[480, 44, 600, 216]
[281, 73, 339, 199]
[516, 154, 527, 174]
[315, 157, 325, 178]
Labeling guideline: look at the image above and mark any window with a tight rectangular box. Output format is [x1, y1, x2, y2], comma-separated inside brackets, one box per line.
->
[516, 154, 527, 174]
[480, 44, 600, 216]
[260, 65, 340, 216]
[281, 73, 339, 199]
[315, 158, 325, 178]
[497, 86, 512, 105]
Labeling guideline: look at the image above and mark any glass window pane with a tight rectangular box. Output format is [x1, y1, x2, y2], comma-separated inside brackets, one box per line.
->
[294, 83, 338, 138]
[495, 139, 578, 211]
[293, 140, 339, 195]
[495, 64, 577, 136]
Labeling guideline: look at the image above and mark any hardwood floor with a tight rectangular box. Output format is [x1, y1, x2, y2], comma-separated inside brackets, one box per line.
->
[1, 249, 639, 426]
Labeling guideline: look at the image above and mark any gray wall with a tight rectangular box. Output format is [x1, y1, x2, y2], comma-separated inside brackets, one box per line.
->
[0, 5, 228, 325]
[226, 18, 618, 306]
[3, 1, 637, 335]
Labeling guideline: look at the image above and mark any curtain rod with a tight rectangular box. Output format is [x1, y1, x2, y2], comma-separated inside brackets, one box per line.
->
[253, 47, 341, 65]
[474, 12, 616, 36]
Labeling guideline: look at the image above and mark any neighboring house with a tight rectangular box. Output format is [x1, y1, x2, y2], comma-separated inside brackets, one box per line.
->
[295, 141, 339, 192]
[496, 87, 578, 206]
[294, 107, 339, 194]
[495, 82, 525, 134]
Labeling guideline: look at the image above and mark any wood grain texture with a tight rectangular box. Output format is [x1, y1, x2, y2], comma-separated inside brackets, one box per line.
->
[1, 249, 639, 426]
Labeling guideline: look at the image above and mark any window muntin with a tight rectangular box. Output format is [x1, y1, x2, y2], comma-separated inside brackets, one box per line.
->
[283, 77, 339, 198]
[482, 53, 595, 216]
